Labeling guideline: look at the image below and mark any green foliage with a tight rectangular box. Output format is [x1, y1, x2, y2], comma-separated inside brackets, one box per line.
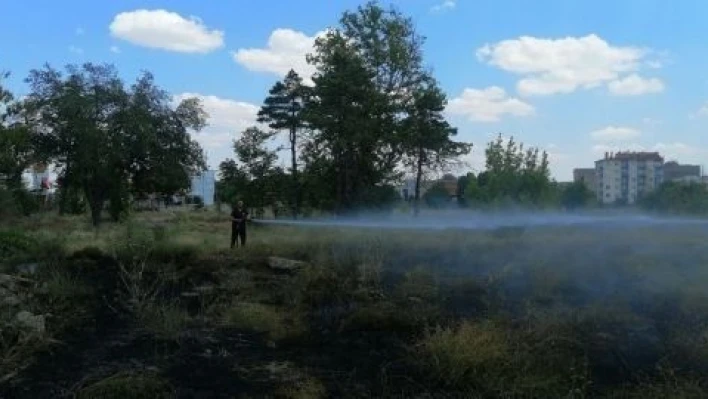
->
[0, 188, 20, 218]
[560, 180, 594, 210]
[258, 69, 309, 218]
[640, 181, 708, 214]
[0, 230, 37, 263]
[231, 126, 279, 212]
[423, 181, 451, 208]
[217, 158, 248, 205]
[466, 134, 553, 208]
[401, 79, 472, 214]
[0, 72, 36, 189]
[57, 184, 87, 215]
[25, 64, 205, 226]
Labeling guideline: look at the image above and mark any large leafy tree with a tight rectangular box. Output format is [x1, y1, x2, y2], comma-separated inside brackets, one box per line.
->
[216, 158, 249, 210]
[304, 32, 386, 214]
[401, 79, 471, 215]
[125, 73, 207, 199]
[25, 63, 206, 226]
[338, 1, 428, 175]
[257, 69, 309, 218]
[0, 73, 35, 189]
[301, 1, 432, 214]
[233, 126, 277, 214]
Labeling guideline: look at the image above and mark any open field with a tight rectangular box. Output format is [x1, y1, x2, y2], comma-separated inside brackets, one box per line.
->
[3, 210, 708, 398]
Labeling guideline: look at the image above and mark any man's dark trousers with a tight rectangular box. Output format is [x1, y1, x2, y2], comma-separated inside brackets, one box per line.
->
[231, 222, 246, 248]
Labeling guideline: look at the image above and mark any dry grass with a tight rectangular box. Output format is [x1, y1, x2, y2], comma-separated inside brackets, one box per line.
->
[76, 371, 174, 399]
[8, 209, 708, 396]
[221, 302, 307, 343]
[275, 376, 328, 399]
[416, 321, 511, 390]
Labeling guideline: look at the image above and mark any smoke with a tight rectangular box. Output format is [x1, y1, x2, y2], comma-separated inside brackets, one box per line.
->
[253, 210, 708, 308]
[253, 210, 708, 231]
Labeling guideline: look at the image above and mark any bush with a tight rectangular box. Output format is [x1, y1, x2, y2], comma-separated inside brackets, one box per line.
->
[136, 300, 190, 341]
[0, 230, 38, 264]
[417, 321, 511, 390]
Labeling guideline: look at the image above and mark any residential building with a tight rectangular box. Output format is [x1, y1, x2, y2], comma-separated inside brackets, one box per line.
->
[573, 168, 597, 192]
[595, 152, 664, 205]
[440, 174, 459, 197]
[189, 170, 216, 206]
[398, 178, 431, 201]
[663, 161, 701, 182]
[397, 174, 458, 202]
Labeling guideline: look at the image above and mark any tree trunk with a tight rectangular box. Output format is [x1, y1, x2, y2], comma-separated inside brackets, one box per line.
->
[414, 146, 424, 217]
[85, 182, 103, 227]
[89, 197, 102, 227]
[290, 128, 299, 220]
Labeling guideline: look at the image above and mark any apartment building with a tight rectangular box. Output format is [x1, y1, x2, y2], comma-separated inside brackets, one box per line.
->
[663, 161, 701, 182]
[572, 168, 597, 192]
[595, 152, 664, 205]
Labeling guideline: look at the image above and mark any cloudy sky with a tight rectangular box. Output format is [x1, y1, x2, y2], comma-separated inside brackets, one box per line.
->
[3, 0, 708, 180]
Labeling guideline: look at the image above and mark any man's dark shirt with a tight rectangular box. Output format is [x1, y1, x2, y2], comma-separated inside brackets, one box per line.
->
[231, 207, 248, 230]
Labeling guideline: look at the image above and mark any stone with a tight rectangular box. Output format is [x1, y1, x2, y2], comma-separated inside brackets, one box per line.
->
[15, 311, 46, 334]
[267, 257, 308, 272]
[16, 263, 39, 275]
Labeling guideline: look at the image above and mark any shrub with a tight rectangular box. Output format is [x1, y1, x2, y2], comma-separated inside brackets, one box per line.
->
[416, 321, 511, 390]
[136, 300, 190, 341]
[0, 230, 37, 263]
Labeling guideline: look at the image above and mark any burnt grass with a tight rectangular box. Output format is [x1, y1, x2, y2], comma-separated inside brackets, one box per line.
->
[1, 244, 424, 399]
[4, 220, 708, 397]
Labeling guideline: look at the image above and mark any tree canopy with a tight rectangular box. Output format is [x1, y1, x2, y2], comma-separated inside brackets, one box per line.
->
[23, 63, 206, 225]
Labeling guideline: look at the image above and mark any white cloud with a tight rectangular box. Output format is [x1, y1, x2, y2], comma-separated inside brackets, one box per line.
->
[694, 102, 708, 118]
[173, 93, 259, 167]
[110, 46, 121, 54]
[447, 86, 535, 122]
[109, 9, 224, 54]
[476, 34, 662, 96]
[431, 0, 456, 12]
[68, 45, 84, 55]
[232, 28, 329, 84]
[653, 142, 708, 158]
[590, 126, 641, 141]
[608, 74, 664, 96]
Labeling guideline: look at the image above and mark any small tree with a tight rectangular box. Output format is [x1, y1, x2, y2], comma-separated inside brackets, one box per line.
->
[560, 180, 594, 210]
[257, 69, 309, 219]
[234, 126, 277, 215]
[401, 79, 471, 215]
[468, 134, 552, 208]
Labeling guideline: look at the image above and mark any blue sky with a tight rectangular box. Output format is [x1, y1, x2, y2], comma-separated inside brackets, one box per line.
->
[2, 0, 708, 180]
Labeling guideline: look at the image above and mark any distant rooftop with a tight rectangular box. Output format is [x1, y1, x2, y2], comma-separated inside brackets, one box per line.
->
[599, 151, 664, 162]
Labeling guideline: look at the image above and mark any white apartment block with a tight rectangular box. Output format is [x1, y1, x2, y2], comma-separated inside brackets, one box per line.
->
[595, 152, 664, 205]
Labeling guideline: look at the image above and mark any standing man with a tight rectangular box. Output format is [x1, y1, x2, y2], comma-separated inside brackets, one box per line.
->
[231, 200, 249, 248]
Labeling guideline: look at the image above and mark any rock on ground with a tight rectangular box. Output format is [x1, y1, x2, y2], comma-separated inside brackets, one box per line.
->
[267, 257, 309, 272]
